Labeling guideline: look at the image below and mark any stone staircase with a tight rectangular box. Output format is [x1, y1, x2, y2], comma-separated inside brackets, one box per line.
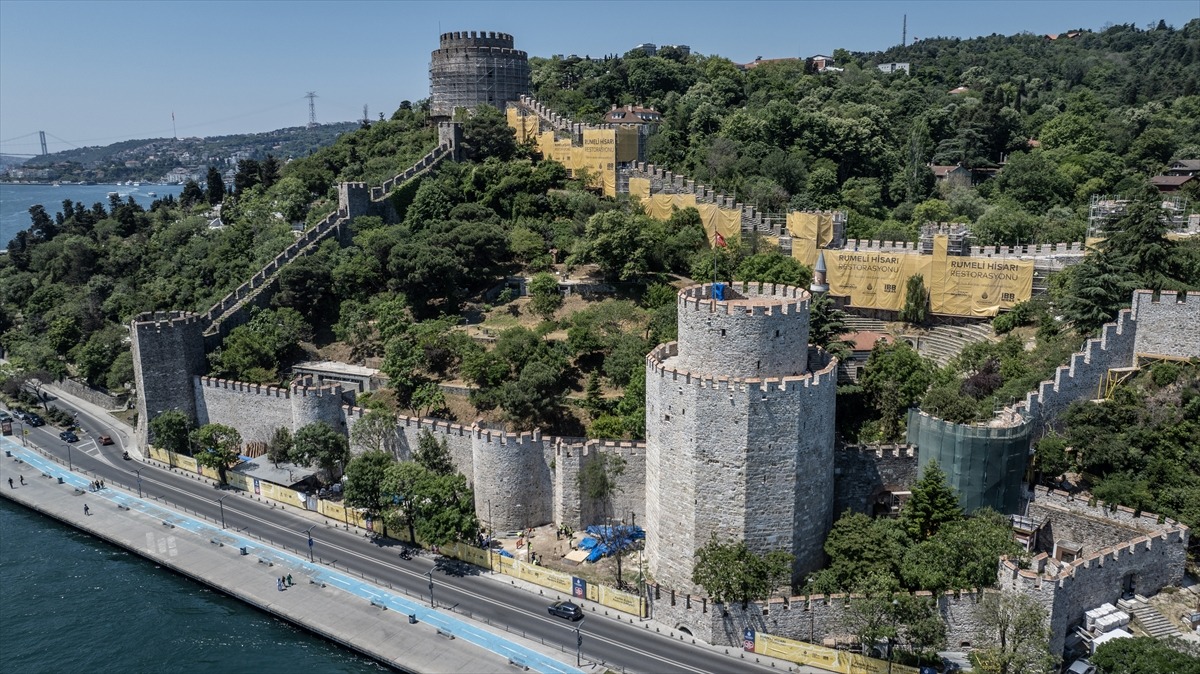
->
[1118, 597, 1182, 639]
[842, 315, 889, 333]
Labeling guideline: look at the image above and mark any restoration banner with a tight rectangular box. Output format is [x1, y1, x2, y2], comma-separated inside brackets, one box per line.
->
[927, 234, 1032, 316]
[582, 128, 618, 196]
[628, 176, 652, 200]
[826, 251, 929, 311]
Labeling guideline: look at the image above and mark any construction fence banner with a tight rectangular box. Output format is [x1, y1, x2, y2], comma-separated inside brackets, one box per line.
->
[511, 560, 575, 594]
[582, 128, 618, 196]
[615, 126, 640, 163]
[749, 631, 920, 674]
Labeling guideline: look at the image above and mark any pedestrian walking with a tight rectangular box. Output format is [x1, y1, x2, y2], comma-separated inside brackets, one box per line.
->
[84, 504, 91, 516]
[19, 475, 26, 485]
[277, 578, 284, 591]
[286, 574, 293, 586]
[7, 478, 13, 489]
[100, 479, 105, 489]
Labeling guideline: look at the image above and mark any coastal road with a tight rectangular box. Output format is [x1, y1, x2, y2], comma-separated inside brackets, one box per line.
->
[16, 398, 794, 674]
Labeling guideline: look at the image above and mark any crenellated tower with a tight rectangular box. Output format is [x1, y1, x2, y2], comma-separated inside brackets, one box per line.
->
[645, 282, 838, 592]
[131, 311, 207, 447]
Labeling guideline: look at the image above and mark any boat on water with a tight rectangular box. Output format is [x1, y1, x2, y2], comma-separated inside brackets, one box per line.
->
[147, 192, 157, 197]
[107, 191, 119, 198]
[133, 182, 141, 187]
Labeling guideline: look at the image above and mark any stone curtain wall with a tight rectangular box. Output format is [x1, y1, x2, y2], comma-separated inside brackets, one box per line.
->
[55, 378, 128, 411]
[1131, 290, 1199, 360]
[648, 585, 990, 650]
[832, 445, 919, 517]
[131, 311, 207, 446]
[553, 440, 647, 531]
[1019, 308, 1136, 428]
[1000, 488, 1189, 655]
[192, 376, 347, 447]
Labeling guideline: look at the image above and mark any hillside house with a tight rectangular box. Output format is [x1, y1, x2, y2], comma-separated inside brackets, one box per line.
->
[931, 164, 973, 189]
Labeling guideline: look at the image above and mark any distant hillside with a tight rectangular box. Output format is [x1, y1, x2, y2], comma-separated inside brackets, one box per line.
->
[7, 122, 362, 183]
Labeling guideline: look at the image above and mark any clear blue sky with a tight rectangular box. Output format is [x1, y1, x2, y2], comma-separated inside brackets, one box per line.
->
[1, 0, 1196, 155]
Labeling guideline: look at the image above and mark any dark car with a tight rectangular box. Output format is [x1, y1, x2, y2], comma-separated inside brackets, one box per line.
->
[26, 413, 45, 427]
[59, 431, 79, 443]
[548, 600, 583, 621]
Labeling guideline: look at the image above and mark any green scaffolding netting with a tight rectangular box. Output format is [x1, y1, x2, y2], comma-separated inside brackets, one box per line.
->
[906, 409, 1032, 514]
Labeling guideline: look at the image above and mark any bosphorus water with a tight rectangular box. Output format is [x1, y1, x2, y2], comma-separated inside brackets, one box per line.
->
[0, 183, 185, 251]
[0, 498, 388, 673]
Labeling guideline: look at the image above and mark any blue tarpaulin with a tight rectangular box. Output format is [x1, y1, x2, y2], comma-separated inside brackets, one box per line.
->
[577, 525, 644, 563]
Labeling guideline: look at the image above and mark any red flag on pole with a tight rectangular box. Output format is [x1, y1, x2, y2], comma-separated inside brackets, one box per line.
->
[714, 232, 727, 248]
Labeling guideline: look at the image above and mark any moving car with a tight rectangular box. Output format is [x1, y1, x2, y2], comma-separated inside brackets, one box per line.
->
[548, 600, 583, 621]
[59, 431, 79, 443]
[98, 435, 114, 446]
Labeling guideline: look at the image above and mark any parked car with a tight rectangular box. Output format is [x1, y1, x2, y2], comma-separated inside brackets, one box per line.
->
[98, 435, 114, 446]
[548, 600, 583, 621]
[11, 410, 28, 421]
[26, 413, 45, 427]
[59, 431, 79, 443]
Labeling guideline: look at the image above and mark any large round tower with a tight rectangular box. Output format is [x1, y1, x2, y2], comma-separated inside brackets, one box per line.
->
[645, 282, 838, 592]
[429, 31, 531, 119]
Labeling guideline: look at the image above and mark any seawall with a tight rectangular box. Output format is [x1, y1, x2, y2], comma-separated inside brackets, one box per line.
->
[0, 441, 579, 674]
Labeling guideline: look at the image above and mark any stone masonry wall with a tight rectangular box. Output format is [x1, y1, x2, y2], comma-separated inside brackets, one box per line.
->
[1019, 308, 1136, 430]
[1000, 486, 1190, 655]
[553, 440, 647, 530]
[1131, 289, 1199, 360]
[192, 376, 346, 448]
[648, 586, 990, 650]
[832, 445, 919, 517]
[131, 311, 207, 447]
[675, 283, 810, 378]
[645, 334, 838, 593]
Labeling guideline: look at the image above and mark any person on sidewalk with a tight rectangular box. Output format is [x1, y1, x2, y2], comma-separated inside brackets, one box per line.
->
[7, 477, 13, 489]
[84, 504, 91, 516]
[19, 475, 25, 485]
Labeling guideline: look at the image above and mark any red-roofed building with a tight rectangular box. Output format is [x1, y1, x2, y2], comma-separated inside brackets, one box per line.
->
[603, 104, 662, 126]
[1150, 175, 1195, 192]
[839, 331, 894, 382]
[930, 164, 973, 189]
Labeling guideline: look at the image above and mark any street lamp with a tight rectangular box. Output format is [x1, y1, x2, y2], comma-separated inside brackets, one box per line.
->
[575, 618, 585, 667]
[304, 525, 316, 562]
[66, 443, 72, 471]
[425, 569, 435, 608]
[217, 494, 229, 529]
[133, 469, 143, 498]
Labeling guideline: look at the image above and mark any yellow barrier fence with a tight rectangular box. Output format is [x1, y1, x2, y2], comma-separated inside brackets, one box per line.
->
[750, 631, 920, 674]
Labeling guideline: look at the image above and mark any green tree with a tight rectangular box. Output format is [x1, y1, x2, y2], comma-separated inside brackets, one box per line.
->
[899, 274, 929, 324]
[149, 410, 193, 455]
[528, 272, 563, 320]
[841, 573, 902, 658]
[191, 423, 242, 484]
[413, 430, 455, 475]
[900, 508, 1022, 592]
[205, 166, 225, 205]
[459, 104, 518, 161]
[900, 460, 963, 540]
[1092, 636, 1200, 674]
[267, 427, 293, 467]
[968, 591, 1058, 674]
[409, 469, 479, 545]
[809, 512, 908, 593]
[860, 341, 935, 441]
[350, 408, 398, 456]
[692, 534, 794, 609]
[291, 421, 351, 482]
[344, 450, 397, 525]
[734, 252, 812, 287]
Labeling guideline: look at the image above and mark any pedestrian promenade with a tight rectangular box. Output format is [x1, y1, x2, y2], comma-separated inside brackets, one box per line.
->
[0, 437, 582, 674]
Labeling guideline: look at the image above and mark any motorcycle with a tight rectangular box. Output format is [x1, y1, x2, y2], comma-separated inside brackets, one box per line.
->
[399, 548, 413, 560]
[122, 451, 130, 460]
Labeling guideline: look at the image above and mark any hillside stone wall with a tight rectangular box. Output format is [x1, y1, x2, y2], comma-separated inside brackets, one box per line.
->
[1131, 289, 1199, 359]
[553, 440, 647, 530]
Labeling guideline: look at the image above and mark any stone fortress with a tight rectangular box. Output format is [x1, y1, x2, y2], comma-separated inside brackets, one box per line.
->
[646, 283, 837, 591]
[129, 29, 1198, 656]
